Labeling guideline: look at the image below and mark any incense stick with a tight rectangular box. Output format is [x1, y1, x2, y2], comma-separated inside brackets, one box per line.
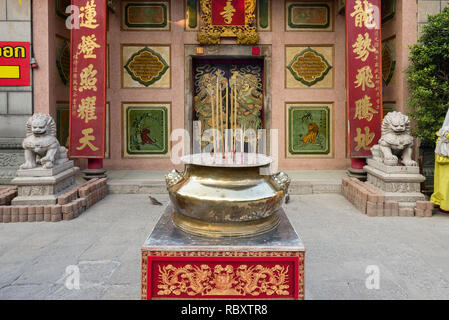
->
[211, 91, 216, 158]
[220, 82, 224, 158]
[225, 80, 229, 157]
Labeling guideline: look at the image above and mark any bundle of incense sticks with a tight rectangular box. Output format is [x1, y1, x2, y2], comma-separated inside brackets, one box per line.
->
[207, 73, 265, 164]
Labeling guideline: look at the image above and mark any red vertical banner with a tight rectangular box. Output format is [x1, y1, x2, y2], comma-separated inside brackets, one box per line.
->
[69, 0, 107, 158]
[346, 0, 383, 158]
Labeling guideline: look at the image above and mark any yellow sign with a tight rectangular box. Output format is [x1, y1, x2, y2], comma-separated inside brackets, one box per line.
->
[0, 66, 20, 79]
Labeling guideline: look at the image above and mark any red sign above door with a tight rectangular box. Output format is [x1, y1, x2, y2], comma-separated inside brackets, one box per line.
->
[211, 0, 246, 26]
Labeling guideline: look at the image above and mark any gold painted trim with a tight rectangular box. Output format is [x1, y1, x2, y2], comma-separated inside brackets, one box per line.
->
[141, 250, 149, 300]
[145, 251, 303, 257]
[156, 263, 291, 297]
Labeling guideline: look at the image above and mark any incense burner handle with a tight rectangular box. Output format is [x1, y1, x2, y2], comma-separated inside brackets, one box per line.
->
[272, 171, 291, 193]
[165, 169, 185, 188]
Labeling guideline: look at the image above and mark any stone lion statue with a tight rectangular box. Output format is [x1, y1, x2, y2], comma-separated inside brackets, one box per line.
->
[371, 111, 417, 166]
[20, 113, 68, 170]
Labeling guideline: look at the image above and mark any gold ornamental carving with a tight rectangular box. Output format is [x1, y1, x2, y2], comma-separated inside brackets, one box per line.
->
[157, 264, 290, 297]
[197, 0, 259, 45]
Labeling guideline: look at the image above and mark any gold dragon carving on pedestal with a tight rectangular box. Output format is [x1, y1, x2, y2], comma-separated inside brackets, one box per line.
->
[156, 264, 290, 297]
[197, 0, 259, 45]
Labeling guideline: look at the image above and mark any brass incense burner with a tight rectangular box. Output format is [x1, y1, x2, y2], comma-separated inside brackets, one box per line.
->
[165, 153, 290, 238]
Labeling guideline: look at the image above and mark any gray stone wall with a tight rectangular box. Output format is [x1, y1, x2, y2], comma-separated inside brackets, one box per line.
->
[0, 0, 33, 184]
[417, 0, 449, 37]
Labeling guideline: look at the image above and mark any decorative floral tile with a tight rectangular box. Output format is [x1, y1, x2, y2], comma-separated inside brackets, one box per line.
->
[122, 1, 170, 31]
[286, 46, 333, 88]
[286, 1, 333, 31]
[287, 103, 332, 156]
[122, 103, 170, 157]
[55, 36, 70, 86]
[122, 45, 170, 88]
[382, 38, 396, 87]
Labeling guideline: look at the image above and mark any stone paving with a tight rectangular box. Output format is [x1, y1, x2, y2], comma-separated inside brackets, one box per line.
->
[0, 194, 448, 300]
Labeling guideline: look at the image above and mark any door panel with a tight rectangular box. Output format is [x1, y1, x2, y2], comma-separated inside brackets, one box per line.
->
[193, 59, 264, 151]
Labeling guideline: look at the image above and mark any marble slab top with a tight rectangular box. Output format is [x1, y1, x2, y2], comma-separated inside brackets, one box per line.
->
[366, 159, 420, 174]
[143, 205, 305, 252]
[16, 160, 75, 177]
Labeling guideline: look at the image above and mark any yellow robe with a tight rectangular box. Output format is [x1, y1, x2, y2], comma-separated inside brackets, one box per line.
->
[431, 135, 449, 211]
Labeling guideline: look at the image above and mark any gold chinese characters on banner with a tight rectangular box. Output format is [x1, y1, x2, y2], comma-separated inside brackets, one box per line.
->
[346, 0, 382, 158]
[69, 0, 107, 158]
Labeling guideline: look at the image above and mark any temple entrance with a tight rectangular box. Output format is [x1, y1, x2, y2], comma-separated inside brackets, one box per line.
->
[192, 58, 264, 153]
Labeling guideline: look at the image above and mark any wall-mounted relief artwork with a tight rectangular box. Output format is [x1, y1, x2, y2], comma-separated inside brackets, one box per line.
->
[185, 0, 200, 31]
[287, 103, 332, 156]
[122, 45, 170, 88]
[381, 0, 396, 24]
[286, 46, 333, 88]
[257, 0, 271, 31]
[337, 0, 345, 14]
[57, 103, 110, 158]
[122, 103, 170, 157]
[382, 37, 396, 87]
[383, 103, 395, 119]
[55, 36, 70, 86]
[56, 104, 70, 148]
[286, 1, 333, 31]
[104, 103, 111, 159]
[56, 0, 71, 19]
[108, 0, 118, 12]
[122, 1, 170, 31]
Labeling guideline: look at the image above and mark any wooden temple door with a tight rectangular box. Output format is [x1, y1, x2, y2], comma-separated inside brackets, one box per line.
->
[193, 59, 264, 152]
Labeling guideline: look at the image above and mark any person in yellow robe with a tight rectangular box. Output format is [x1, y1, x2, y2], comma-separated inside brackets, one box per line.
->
[431, 114, 449, 212]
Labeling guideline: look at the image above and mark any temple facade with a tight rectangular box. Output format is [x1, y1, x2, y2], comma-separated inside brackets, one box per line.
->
[0, 0, 441, 182]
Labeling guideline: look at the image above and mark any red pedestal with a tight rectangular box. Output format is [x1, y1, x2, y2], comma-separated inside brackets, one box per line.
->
[88, 158, 103, 170]
[141, 206, 305, 300]
[351, 157, 366, 170]
[82, 159, 107, 180]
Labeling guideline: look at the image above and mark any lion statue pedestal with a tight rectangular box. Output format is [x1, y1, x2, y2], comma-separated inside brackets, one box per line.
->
[364, 112, 426, 209]
[11, 114, 80, 206]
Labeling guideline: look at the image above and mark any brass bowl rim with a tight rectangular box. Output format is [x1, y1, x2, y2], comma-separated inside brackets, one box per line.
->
[181, 153, 273, 168]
